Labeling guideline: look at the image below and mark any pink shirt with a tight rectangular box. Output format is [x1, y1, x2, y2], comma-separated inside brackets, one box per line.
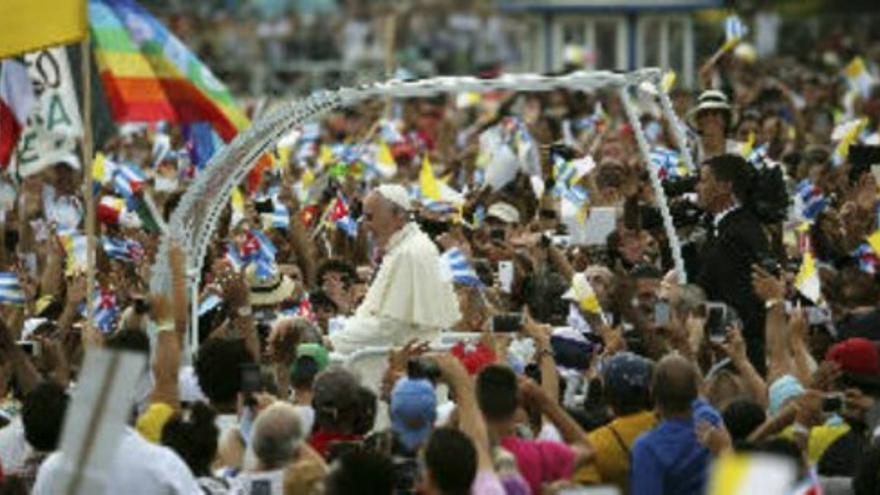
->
[471, 470, 506, 495]
[499, 436, 576, 494]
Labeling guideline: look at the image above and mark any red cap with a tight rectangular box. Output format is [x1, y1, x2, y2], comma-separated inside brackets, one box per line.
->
[825, 338, 880, 376]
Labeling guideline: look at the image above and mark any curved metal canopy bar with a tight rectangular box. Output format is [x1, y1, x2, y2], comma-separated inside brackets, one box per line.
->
[149, 68, 690, 348]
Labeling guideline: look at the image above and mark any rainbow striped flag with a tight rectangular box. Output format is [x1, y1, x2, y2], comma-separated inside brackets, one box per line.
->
[88, 0, 248, 141]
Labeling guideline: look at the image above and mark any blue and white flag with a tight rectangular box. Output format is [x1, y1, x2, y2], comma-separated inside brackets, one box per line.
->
[724, 15, 748, 45]
[440, 248, 483, 287]
[198, 293, 223, 316]
[0, 273, 25, 305]
[795, 179, 829, 221]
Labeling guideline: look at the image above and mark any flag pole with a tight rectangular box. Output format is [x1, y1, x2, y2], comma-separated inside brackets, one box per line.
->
[81, 34, 96, 343]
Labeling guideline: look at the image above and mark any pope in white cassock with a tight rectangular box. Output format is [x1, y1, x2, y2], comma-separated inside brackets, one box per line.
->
[329, 184, 462, 354]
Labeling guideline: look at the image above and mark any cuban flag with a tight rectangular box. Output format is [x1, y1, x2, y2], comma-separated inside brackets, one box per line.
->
[0, 272, 25, 305]
[198, 293, 223, 316]
[440, 248, 483, 288]
[102, 237, 144, 263]
[249, 229, 278, 262]
[224, 242, 244, 271]
[112, 162, 147, 201]
[263, 198, 290, 230]
[795, 179, 829, 221]
[854, 243, 879, 274]
[747, 144, 768, 169]
[650, 147, 683, 180]
[81, 288, 118, 333]
[328, 195, 358, 239]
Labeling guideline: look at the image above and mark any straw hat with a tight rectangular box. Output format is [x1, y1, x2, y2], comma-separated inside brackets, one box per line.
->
[687, 90, 736, 131]
[246, 264, 298, 307]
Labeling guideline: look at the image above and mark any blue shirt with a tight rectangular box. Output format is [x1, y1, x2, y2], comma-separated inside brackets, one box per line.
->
[629, 415, 711, 495]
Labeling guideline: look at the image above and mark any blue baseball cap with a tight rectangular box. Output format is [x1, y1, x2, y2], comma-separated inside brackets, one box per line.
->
[390, 377, 437, 452]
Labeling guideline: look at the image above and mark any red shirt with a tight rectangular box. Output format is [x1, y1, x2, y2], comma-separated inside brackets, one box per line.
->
[308, 430, 362, 459]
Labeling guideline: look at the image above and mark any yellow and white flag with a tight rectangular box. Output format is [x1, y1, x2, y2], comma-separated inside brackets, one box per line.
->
[419, 155, 442, 201]
[844, 57, 875, 99]
[708, 453, 797, 495]
[0, 0, 86, 58]
[564, 273, 601, 314]
[795, 252, 821, 303]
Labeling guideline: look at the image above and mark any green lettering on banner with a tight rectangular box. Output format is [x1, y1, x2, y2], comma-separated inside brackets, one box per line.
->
[16, 132, 39, 165]
[47, 93, 73, 132]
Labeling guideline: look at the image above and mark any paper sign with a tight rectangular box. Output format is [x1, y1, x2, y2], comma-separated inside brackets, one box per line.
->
[49, 348, 147, 495]
[567, 207, 617, 246]
[13, 47, 83, 178]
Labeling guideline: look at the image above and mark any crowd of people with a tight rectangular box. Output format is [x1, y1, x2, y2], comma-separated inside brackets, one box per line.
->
[1, 11, 880, 495]
[160, 0, 515, 95]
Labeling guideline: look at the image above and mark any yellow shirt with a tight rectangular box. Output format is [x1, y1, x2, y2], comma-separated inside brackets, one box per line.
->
[779, 422, 850, 465]
[574, 410, 658, 492]
[136, 402, 176, 444]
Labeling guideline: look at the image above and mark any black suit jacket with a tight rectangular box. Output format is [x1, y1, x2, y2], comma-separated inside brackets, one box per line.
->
[696, 208, 770, 373]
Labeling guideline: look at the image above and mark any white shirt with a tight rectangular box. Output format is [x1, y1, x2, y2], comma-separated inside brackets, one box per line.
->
[33, 427, 201, 495]
[231, 469, 285, 495]
[0, 417, 33, 474]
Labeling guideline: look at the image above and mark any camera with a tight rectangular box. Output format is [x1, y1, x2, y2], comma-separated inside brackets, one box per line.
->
[669, 199, 704, 229]
[407, 358, 441, 382]
[662, 175, 699, 198]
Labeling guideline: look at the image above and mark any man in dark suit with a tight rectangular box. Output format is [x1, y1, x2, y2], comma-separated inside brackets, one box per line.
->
[695, 154, 772, 374]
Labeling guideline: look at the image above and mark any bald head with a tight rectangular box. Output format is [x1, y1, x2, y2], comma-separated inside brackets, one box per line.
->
[652, 354, 700, 417]
[251, 402, 304, 470]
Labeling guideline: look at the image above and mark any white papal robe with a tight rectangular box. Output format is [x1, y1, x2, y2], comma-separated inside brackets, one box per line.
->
[330, 222, 461, 354]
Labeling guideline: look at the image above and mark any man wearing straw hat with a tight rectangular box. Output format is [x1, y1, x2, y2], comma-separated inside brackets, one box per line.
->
[688, 89, 738, 161]
[329, 184, 461, 354]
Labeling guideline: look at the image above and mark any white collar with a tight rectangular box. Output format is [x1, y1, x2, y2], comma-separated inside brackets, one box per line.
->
[385, 222, 419, 253]
[713, 203, 740, 228]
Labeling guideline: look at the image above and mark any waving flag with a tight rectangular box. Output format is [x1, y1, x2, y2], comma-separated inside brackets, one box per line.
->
[230, 187, 245, 227]
[262, 200, 290, 231]
[441, 248, 482, 288]
[746, 144, 769, 169]
[183, 122, 222, 170]
[249, 229, 277, 262]
[650, 147, 685, 180]
[373, 141, 398, 178]
[327, 195, 358, 239]
[60, 234, 88, 276]
[198, 293, 223, 316]
[0, 1, 86, 58]
[82, 288, 118, 333]
[553, 154, 596, 193]
[88, 0, 248, 141]
[0, 273, 25, 305]
[707, 453, 796, 495]
[92, 152, 118, 188]
[722, 15, 748, 52]
[101, 236, 143, 263]
[565, 273, 601, 314]
[419, 155, 442, 201]
[112, 162, 147, 200]
[831, 118, 868, 166]
[560, 185, 590, 225]
[795, 179, 829, 221]
[0, 59, 37, 168]
[795, 252, 822, 303]
[844, 57, 875, 99]
[224, 242, 243, 271]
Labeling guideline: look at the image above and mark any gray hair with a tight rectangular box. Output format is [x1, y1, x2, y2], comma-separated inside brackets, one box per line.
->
[250, 402, 304, 470]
